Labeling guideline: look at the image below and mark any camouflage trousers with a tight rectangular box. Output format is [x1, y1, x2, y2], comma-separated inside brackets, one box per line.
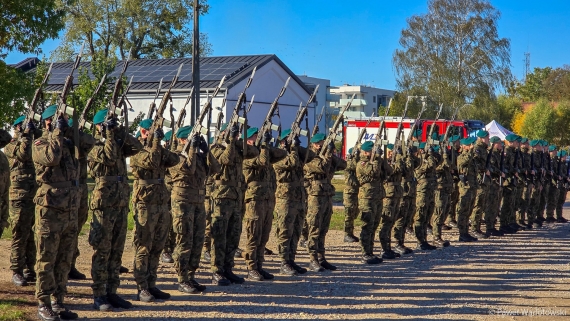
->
[393, 194, 416, 244]
[163, 196, 175, 254]
[172, 199, 206, 283]
[556, 187, 567, 219]
[456, 184, 475, 235]
[432, 188, 450, 239]
[0, 169, 8, 237]
[485, 182, 502, 230]
[343, 192, 359, 236]
[470, 185, 489, 231]
[244, 199, 272, 271]
[359, 197, 382, 256]
[414, 187, 434, 243]
[500, 185, 516, 228]
[545, 182, 559, 219]
[35, 206, 78, 305]
[446, 184, 459, 224]
[9, 182, 37, 275]
[306, 195, 333, 261]
[210, 198, 242, 273]
[89, 206, 128, 297]
[132, 202, 171, 290]
[528, 183, 542, 223]
[518, 183, 532, 224]
[203, 196, 212, 253]
[538, 182, 550, 220]
[275, 197, 306, 263]
[72, 183, 89, 269]
[380, 196, 399, 251]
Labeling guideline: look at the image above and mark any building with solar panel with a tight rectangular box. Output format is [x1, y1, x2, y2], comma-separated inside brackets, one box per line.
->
[16, 55, 321, 139]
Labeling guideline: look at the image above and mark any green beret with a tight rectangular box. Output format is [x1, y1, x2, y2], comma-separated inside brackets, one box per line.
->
[361, 141, 374, 152]
[139, 119, 153, 130]
[209, 136, 214, 144]
[387, 143, 394, 150]
[163, 130, 173, 142]
[529, 140, 539, 147]
[280, 129, 291, 140]
[93, 109, 108, 125]
[460, 138, 469, 146]
[558, 150, 567, 157]
[42, 104, 58, 120]
[505, 134, 518, 142]
[68, 119, 73, 127]
[418, 142, 426, 149]
[520, 137, 528, 144]
[348, 147, 353, 154]
[431, 132, 439, 140]
[220, 123, 228, 132]
[542, 140, 548, 147]
[13, 115, 26, 126]
[135, 131, 141, 138]
[432, 145, 440, 153]
[311, 133, 326, 143]
[469, 137, 477, 144]
[449, 135, 460, 143]
[245, 127, 259, 139]
[489, 136, 501, 144]
[412, 129, 422, 138]
[549, 145, 557, 152]
[477, 130, 489, 138]
[176, 126, 193, 139]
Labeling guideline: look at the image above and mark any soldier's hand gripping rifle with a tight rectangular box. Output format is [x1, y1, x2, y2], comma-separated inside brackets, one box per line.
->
[440, 103, 462, 149]
[391, 98, 411, 163]
[145, 64, 183, 147]
[221, 67, 257, 145]
[403, 97, 428, 156]
[78, 74, 108, 131]
[424, 103, 444, 153]
[169, 87, 194, 151]
[23, 62, 54, 129]
[55, 42, 85, 120]
[319, 94, 355, 158]
[255, 77, 291, 148]
[148, 78, 164, 120]
[286, 84, 319, 147]
[350, 111, 375, 158]
[370, 98, 392, 162]
[181, 76, 225, 156]
[303, 105, 325, 164]
[481, 143, 495, 184]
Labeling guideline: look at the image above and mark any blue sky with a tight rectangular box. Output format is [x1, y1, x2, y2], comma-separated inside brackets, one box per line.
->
[6, 0, 570, 91]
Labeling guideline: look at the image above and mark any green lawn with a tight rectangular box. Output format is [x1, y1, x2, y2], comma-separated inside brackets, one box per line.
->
[0, 299, 28, 321]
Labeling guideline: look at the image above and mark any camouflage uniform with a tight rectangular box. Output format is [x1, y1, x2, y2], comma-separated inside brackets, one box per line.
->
[4, 130, 37, 277]
[88, 129, 141, 297]
[274, 145, 311, 265]
[433, 148, 453, 240]
[169, 144, 220, 283]
[343, 156, 359, 237]
[499, 146, 518, 230]
[304, 148, 346, 263]
[545, 155, 559, 220]
[413, 150, 440, 244]
[517, 147, 533, 225]
[470, 141, 490, 233]
[0, 129, 12, 238]
[485, 148, 502, 232]
[163, 173, 176, 257]
[32, 128, 80, 306]
[210, 138, 244, 274]
[538, 152, 550, 221]
[556, 160, 568, 220]
[381, 155, 403, 253]
[130, 136, 179, 291]
[528, 149, 542, 225]
[356, 155, 385, 256]
[393, 153, 419, 246]
[456, 148, 478, 236]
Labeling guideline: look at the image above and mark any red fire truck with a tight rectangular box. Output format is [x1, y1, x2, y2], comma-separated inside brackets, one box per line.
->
[342, 117, 485, 157]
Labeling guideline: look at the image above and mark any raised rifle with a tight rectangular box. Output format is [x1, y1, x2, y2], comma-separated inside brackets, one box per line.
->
[404, 97, 428, 156]
[499, 147, 505, 185]
[221, 67, 257, 145]
[392, 98, 411, 163]
[304, 105, 326, 164]
[148, 78, 163, 120]
[286, 84, 319, 147]
[55, 42, 85, 120]
[255, 77, 290, 147]
[319, 94, 355, 158]
[181, 76, 226, 156]
[350, 111, 375, 158]
[23, 62, 53, 129]
[370, 98, 392, 161]
[146, 64, 183, 147]
[170, 87, 194, 151]
[78, 74, 108, 131]
[440, 103, 462, 149]
[481, 143, 495, 184]
[424, 103, 444, 152]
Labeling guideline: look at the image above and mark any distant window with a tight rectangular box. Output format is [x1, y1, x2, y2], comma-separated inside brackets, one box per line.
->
[373, 96, 376, 103]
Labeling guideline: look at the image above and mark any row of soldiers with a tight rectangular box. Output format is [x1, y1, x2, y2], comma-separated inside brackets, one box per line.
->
[1, 104, 568, 321]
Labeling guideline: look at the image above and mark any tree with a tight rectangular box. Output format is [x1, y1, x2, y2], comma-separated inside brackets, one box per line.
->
[459, 94, 521, 129]
[543, 66, 570, 102]
[554, 100, 570, 146]
[520, 99, 556, 142]
[0, 0, 66, 127]
[55, 0, 212, 60]
[511, 67, 552, 102]
[393, 0, 512, 116]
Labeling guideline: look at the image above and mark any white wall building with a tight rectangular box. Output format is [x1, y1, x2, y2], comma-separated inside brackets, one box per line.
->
[329, 85, 396, 119]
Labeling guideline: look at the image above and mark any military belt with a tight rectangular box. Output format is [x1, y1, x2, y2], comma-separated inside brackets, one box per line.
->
[96, 176, 125, 183]
[215, 180, 241, 188]
[279, 182, 302, 187]
[137, 178, 165, 185]
[11, 169, 34, 177]
[173, 186, 205, 195]
[385, 182, 401, 186]
[43, 180, 80, 189]
[248, 181, 267, 187]
[312, 179, 328, 184]
[404, 178, 416, 182]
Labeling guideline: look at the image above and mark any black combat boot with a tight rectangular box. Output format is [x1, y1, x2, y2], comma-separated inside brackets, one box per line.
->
[343, 234, 359, 243]
[264, 248, 274, 255]
[318, 259, 337, 271]
[189, 279, 206, 292]
[212, 272, 231, 286]
[160, 252, 174, 263]
[556, 217, 568, 223]
[137, 289, 155, 302]
[361, 254, 383, 264]
[308, 260, 324, 273]
[119, 266, 129, 274]
[148, 287, 171, 300]
[12, 273, 27, 286]
[107, 293, 132, 309]
[447, 220, 458, 228]
[38, 304, 60, 321]
[299, 238, 308, 248]
[471, 229, 488, 239]
[433, 238, 450, 247]
[545, 216, 557, 223]
[459, 234, 475, 242]
[290, 261, 307, 274]
[224, 269, 245, 284]
[51, 301, 78, 320]
[93, 296, 113, 311]
[234, 248, 243, 258]
[68, 267, 86, 280]
[203, 250, 211, 262]
[258, 267, 274, 280]
[280, 262, 298, 276]
[24, 270, 36, 282]
[247, 269, 264, 281]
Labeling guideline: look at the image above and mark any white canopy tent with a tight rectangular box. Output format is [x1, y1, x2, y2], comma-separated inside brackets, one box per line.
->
[485, 120, 513, 140]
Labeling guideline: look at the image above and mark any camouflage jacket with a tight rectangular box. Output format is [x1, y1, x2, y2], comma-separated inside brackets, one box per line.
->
[435, 149, 453, 192]
[130, 136, 179, 204]
[169, 144, 221, 203]
[414, 151, 440, 191]
[384, 154, 404, 198]
[273, 145, 305, 200]
[77, 131, 96, 183]
[32, 129, 80, 210]
[488, 149, 503, 185]
[344, 155, 359, 195]
[211, 139, 244, 200]
[304, 147, 346, 197]
[0, 150, 9, 230]
[356, 155, 389, 200]
[519, 147, 531, 185]
[530, 149, 542, 186]
[242, 144, 286, 201]
[502, 146, 517, 187]
[473, 140, 489, 185]
[457, 148, 478, 189]
[88, 129, 141, 208]
[4, 131, 37, 198]
[401, 153, 420, 197]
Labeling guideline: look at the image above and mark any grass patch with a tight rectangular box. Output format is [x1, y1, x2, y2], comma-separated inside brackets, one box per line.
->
[0, 301, 26, 321]
[0, 282, 37, 321]
[329, 209, 363, 231]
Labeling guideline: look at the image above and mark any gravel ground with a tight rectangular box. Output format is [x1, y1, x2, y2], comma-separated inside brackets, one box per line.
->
[1, 207, 570, 320]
